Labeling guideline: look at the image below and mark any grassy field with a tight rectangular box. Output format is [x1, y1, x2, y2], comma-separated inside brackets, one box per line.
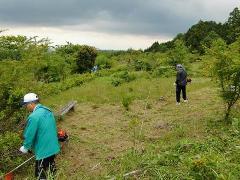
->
[41, 75, 234, 179]
[16, 73, 240, 179]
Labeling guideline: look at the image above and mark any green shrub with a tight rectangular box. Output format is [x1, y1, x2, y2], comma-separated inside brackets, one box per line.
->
[95, 54, 111, 69]
[111, 71, 136, 87]
[0, 132, 23, 174]
[205, 38, 240, 122]
[35, 54, 71, 83]
[76, 45, 97, 73]
[0, 84, 25, 132]
[34, 73, 95, 98]
[132, 59, 152, 71]
[152, 66, 175, 77]
[190, 156, 218, 179]
[122, 96, 133, 111]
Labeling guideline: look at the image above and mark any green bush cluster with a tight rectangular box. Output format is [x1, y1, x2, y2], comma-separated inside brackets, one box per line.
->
[151, 66, 175, 77]
[34, 73, 95, 98]
[110, 71, 136, 87]
[132, 59, 152, 71]
[0, 83, 26, 133]
[95, 54, 112, 69]
[35, 54, 71, 83]
[122, 95, 133, 111]
[0, 132, 23, 174]
[205, 37, 240, 121]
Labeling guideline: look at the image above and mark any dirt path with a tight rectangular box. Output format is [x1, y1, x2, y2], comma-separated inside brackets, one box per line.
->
[57, 103, 132, 178]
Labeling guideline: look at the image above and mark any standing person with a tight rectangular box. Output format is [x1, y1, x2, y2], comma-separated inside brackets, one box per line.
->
[175, 64, 188, 105]
[19, 93, 60, 179]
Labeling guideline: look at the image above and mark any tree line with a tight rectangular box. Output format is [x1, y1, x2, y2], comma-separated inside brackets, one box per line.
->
[145, 7, 240, 54]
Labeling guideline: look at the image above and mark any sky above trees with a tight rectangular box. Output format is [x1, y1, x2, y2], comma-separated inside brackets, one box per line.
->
[0, 0, 239, 49]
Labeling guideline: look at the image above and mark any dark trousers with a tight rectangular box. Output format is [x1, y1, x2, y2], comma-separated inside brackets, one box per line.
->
[35, 155, 56, 179]
[176, 85, 187, 102]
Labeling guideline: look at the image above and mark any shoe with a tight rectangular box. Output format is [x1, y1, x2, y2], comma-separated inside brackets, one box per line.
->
[176, 102, 180, 105]
[183, 100, 188, 103]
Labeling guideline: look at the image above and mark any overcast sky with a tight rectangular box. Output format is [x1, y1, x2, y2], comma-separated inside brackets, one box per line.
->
[0, 0, 239, 50]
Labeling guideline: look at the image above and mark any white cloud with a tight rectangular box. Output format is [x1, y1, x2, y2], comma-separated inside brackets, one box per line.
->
[1, 26, 171, 50]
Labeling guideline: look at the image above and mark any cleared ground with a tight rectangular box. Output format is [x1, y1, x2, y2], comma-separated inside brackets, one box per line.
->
[37, 77, 223, 179]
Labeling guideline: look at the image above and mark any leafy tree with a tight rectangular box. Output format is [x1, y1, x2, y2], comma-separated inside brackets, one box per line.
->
[201, 31, 221, 50]
[132, 59, 151, 71]
[205, 38, 240, 122]
[0, 35, 51, 61]
[173, 33, 185, 41]
[0, 36, 28, 60]
[76, 45, 97, 73]
[95, 54, 111, 69]
[184, 21, 225, 54]
[24, 36, 51, 60]
[55, 43, 82, 73]
[145, 41, 174, 53]
[167, 39, 189, 67]
[225, 7, 240, 43]
[35, 53, 71, 83]
[145, 41, 160, 52]
[145, 33, 184, 53]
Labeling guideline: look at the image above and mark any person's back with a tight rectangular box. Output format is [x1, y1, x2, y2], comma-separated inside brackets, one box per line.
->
[20, 93, 60, 179]
[176, 69, 187, 86]
[175, 64, 188, 105]
[25, 104, 60, 160]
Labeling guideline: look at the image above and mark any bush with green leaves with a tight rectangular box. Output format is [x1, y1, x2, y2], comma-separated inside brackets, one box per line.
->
[35, 53, 71, 83]
[33, 73, 95, 99]
[0, 82, 26, 133]
[55, 43, 82, 72]
[0, 36, 29, 61]
[132, 59, 152, 71]
[110, 71, 136, 87]
[205, 38, 240, 122]
[76, 45, 97, 73]
[95, 54, 111, 69]
[152, 66, 175, 77]
[0, 35, 51, 61]
[122, 95, 133, 111]
[190, 156, 218, 179]
[166, 39, 190, 67]
[0, 132, 23, 174]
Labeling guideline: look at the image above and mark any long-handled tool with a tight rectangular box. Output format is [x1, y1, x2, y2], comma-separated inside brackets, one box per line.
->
[0, 155, 35, 180]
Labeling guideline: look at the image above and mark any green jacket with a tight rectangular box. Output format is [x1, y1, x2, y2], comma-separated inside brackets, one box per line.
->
[23, 104, 60, 160]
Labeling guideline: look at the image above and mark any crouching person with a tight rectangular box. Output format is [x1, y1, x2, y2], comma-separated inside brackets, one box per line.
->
[19, 93, 60, 179]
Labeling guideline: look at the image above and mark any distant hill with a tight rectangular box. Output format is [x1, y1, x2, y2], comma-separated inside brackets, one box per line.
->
[145, 7, 240, 54]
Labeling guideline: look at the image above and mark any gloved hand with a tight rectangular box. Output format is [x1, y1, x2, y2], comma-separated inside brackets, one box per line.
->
[173, 82, 176, 86]
[19, 146, 28, 154]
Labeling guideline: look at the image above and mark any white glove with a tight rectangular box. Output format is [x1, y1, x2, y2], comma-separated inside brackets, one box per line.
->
[19, 146, 28, 154]
[173, 82, 176, 86]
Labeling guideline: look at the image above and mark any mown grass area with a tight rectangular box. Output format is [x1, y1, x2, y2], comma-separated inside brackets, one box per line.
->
[34, 74, 240, 179]
[16, 72, 240, 179]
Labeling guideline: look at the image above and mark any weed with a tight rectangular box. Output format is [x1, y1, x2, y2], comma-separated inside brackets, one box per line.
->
[122, 96, 133, 111]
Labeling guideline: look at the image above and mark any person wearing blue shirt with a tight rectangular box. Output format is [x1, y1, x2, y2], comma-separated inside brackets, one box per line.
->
[19, 93, 60, 179]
